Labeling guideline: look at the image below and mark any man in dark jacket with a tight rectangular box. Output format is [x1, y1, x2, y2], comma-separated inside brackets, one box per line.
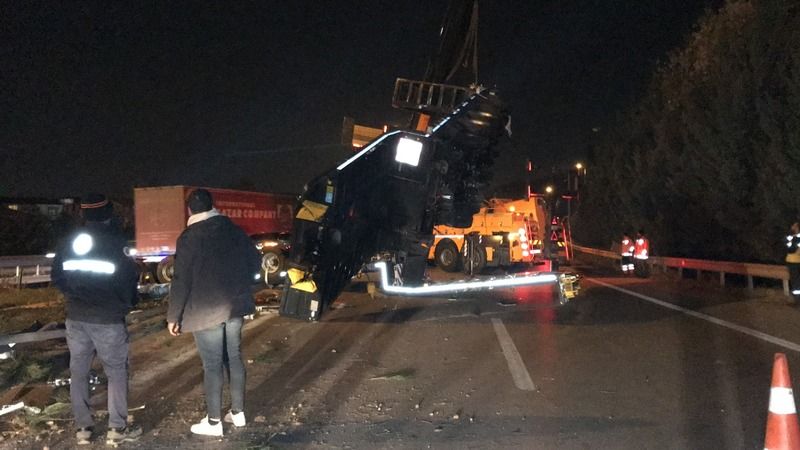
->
[167, 188, 260, 437]
[51, 193, 142, 446]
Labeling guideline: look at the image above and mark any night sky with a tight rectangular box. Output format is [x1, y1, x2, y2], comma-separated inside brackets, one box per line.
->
[1, 1, 719, 199]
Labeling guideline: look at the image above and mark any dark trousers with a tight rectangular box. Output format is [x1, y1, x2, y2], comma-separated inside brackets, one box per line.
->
[65, 319, 130, 429]
[634, 258, 650, 278]
[789, 263, 800, 297]
[620, 255, 633, 272]
[193, 317, 245, 420]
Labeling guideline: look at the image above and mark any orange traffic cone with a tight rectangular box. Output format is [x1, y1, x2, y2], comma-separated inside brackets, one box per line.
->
[765, 353, 800, 450]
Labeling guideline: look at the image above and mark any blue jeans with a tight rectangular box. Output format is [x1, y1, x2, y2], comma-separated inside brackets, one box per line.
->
[65, 319, 130, 429]
[193, 317, 245, 420]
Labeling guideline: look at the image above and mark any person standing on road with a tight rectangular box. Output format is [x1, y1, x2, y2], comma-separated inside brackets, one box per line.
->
[620, 231, 635, 275]
[633, 229, 650, 278]
[51, 193, 142, 446]
[785, 222, 800, 302]
[166, 189, 261, 437]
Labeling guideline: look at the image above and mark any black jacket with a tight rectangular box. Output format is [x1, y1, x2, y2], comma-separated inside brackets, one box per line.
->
[51, 222, 139, 324]
[167, 215, 260, 332]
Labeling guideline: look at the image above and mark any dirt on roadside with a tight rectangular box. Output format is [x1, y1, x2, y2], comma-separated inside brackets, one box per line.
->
[0, 287, 284, 448]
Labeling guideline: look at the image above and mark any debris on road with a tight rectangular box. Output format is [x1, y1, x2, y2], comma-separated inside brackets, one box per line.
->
[0, 401, 24, 416]
[48, 372, 100, 387]
[369, 369, 415, 381]
[255, 304, 278, 313]
[0, 343, 15, 360]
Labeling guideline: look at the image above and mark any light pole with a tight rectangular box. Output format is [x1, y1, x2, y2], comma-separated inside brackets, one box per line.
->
[574, 162, 584, 191]
[543, 185, 554, 261]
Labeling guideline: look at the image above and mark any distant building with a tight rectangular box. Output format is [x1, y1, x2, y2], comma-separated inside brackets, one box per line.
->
[0, 197, 80, 220]
[342, 116, 386, 150]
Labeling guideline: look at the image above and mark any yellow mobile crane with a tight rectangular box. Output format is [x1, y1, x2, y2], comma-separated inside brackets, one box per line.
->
[429, 197, 548, 272]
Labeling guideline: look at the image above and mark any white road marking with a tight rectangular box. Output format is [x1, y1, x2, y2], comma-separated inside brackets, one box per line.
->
[588, 278, 800, 352]
[491, 318, 536, 391]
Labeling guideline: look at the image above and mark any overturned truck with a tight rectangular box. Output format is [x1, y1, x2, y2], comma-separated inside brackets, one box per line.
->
[280, 89, 577, 320]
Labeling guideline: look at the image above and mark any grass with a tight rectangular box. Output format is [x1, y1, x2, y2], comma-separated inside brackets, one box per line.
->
[253, 352, 278, 364]
[24, 401, 72, 428]
[0, 355, 55, 391]
[0, 287, 65, 334]
[0, 287, 62, 309]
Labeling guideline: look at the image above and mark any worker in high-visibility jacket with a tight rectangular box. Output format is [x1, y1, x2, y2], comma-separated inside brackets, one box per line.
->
[786, 222, 800, 300]
[633, 229, 650, 278]
[50, 193, 141, 444]
[620, 232, 635, 274]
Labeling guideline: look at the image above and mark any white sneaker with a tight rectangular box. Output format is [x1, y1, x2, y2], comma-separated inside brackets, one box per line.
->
[190, 416, 223, 436]
[224, 410, 246, 427]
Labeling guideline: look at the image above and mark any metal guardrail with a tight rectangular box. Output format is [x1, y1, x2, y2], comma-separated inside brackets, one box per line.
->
[0, 255, 52, 288]
[573, 245, 791, 296]
[0, 255, 52, 268]
[0, 329, 66, 346]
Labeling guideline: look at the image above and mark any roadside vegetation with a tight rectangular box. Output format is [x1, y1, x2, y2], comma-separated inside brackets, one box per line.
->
[0, 288, 64, 335]
[573, 0, 800, 263]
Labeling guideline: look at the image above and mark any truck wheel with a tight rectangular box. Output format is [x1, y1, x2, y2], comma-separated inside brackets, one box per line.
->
[261, 251, 285, 286]
[462, 244, 486, 275]
[156, 256, 175, 283]
[434, 239, 461, 272]
[136, 261, 155, 284]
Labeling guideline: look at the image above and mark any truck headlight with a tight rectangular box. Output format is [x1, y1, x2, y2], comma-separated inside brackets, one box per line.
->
[394, 138, 423, 166]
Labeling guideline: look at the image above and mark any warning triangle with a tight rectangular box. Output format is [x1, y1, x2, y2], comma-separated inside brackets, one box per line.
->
[550, 230, 559, 241]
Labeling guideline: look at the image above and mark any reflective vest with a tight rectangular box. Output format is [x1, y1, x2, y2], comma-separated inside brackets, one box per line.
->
[634, 237, 649, 260]
[620, 238, 634, 256]
[786, 234, 800, 263]
[62, 232, 118, 275]
[51, 223, 139, 323]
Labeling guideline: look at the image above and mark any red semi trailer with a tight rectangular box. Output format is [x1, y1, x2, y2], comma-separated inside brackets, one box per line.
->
[133, 186, 296, 283]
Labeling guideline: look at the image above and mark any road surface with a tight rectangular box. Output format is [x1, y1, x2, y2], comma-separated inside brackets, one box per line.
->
[9, 261, 800, 449]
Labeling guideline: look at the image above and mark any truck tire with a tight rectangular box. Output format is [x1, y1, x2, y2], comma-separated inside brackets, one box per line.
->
[434, 239, 461, 272]
[156, 256, 175, 283]
[462, 241, 487, 275]
[136, 260, 155, 284]
[261, 250, 285, 286]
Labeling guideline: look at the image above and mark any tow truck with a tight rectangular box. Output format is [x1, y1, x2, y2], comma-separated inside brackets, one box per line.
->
[429, 196, 549, 273]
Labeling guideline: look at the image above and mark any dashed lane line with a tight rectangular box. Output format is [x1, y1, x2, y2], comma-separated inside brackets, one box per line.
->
[491, 318, 537, 391]
[587, 277, 800, 353]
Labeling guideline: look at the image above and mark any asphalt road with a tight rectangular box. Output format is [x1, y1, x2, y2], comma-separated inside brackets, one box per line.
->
[259, 265, 799, 449]
[17, 262, 800, 449]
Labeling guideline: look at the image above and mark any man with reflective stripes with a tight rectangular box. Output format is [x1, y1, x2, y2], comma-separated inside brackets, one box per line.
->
[786, 222, 800, 301]
[620, 231, 635, 275]
[633, 229, 650, 278]
[51, 193, 141, 446]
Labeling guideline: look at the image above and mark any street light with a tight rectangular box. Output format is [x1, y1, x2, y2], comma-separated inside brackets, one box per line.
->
[572, 162, 586, 190]
[545, 185, 554, 194]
